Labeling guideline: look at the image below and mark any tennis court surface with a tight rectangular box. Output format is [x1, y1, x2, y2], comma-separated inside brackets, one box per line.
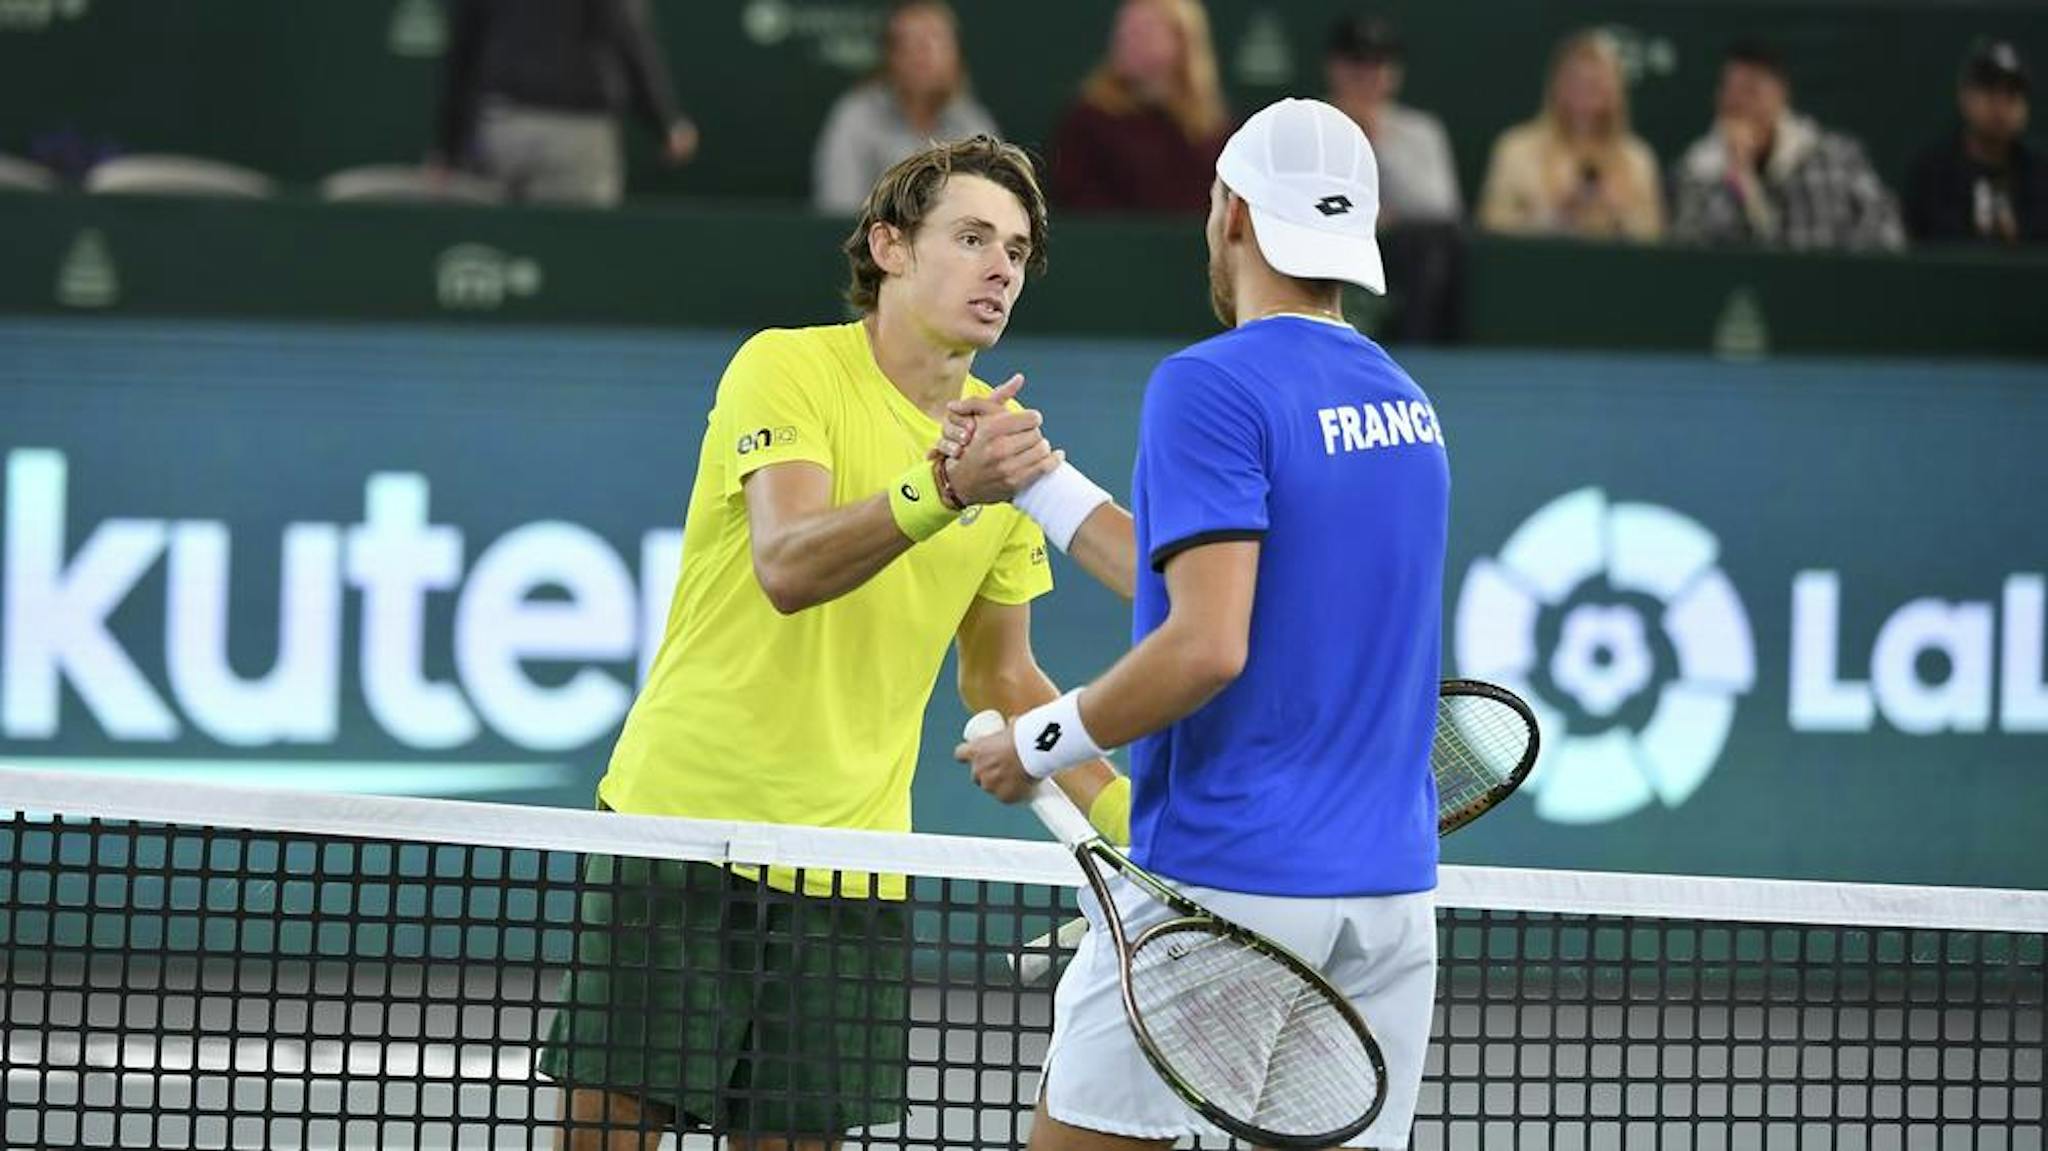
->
[3, 766, 2042, 1150]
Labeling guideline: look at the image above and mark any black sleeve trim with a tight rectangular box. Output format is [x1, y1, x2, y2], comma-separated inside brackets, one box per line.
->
[1149, 528, 1267, 573]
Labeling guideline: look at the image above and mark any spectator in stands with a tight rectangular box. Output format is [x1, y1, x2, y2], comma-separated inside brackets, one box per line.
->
[812, 1, 998, 215]
[1325, 14, 1461, 226]
[1478, 29, 1663, 242]
[1906, 39, 2044, 245]
[1050, 0, 1230, 214]
[436, 0, 697, 207]
[1325, 13, 1465, 343]
[1671, 40, 1904, 250]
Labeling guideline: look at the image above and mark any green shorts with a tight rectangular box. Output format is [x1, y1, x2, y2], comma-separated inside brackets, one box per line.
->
[536, 856, 910, 1137]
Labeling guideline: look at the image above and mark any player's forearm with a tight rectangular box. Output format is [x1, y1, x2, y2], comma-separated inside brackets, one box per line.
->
[1076, 618, 1243, 750]
[1064, 504, 1137, 601]
[751, 492, 914, 613]
[1009, 462, 1132, 598]
[960, 660, 1117, 812]
[1011, 541, 1254, 778]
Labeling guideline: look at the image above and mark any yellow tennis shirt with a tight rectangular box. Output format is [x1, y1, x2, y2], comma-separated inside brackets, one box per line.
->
[598, 322, 1052, 880]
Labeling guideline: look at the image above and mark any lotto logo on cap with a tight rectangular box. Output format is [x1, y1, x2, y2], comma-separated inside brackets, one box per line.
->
[1216, 98, 1386, 295]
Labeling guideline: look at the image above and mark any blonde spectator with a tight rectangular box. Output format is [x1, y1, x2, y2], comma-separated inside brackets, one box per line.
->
[1050, 0, 1230, 214]
[812, 1, 998, 214]
[1478, 30, 1664, 241]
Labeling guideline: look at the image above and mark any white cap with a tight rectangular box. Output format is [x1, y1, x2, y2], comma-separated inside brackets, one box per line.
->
[1215, 97, 1385, 295]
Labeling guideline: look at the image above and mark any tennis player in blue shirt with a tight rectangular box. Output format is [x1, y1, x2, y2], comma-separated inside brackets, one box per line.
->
[955, 97, 1451, 1150]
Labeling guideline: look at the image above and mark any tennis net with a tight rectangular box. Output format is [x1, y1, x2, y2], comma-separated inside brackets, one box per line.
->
[2, 765, 2042, 1150]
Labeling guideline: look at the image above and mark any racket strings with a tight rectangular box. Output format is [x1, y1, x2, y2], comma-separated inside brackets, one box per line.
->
[1435, 694, 1532, 809]
[1130, 928, 1379, 1136]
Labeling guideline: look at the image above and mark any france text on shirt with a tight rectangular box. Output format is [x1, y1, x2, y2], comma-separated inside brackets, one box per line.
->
[1314, 400, 1446, 456]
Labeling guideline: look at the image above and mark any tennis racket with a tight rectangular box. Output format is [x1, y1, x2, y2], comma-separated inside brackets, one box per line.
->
[1010, 678, 1539, 982]
[965, 710, 1386, 1149]
[1433, 677, 1540, 834]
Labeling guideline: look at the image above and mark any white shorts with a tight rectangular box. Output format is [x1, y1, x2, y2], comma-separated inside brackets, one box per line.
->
[1041, 874, 1436, 1149]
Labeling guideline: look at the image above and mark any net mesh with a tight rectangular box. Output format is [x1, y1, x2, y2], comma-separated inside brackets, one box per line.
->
[2, 767, 2043, 1151]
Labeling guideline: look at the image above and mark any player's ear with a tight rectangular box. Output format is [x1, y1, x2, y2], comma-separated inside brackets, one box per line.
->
[868, 221, 910, 278]
[1224, 192, 1253, 243]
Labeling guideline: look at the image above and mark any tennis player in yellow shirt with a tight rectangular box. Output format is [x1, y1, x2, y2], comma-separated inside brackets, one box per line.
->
[539, 135, 1132, 1151]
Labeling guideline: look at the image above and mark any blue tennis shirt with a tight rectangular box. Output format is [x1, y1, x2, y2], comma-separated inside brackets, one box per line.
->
[1126, 315, 1450, 897]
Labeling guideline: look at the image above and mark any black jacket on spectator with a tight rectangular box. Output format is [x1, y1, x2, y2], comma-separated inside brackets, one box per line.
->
[1905, 130, 2048, 244]
[439, 0, 682, 162]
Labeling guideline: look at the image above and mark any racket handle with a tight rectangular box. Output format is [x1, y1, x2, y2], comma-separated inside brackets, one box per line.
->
[1029, 780, 1102, 848]
[963, 710, 1102, 849]
[963, 709, 1008, 741]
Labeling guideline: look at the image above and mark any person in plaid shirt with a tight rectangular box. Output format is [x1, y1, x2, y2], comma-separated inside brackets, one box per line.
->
[1671, 39, 1905, 251]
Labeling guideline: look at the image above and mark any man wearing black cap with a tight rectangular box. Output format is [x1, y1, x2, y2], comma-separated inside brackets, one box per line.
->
[1906, 39, 2045, 244]
[1324, 13, 1465, 343]
[1671, 39, 1904, 250]
[1325, 15, 1461, 226]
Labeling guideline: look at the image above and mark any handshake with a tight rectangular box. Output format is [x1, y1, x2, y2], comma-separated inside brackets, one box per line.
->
[927, 374, 1109, 554]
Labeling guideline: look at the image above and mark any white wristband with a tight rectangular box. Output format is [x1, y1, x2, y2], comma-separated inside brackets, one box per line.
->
[1013, 688, 1108, 779]
[1013, 462, 1111, 552]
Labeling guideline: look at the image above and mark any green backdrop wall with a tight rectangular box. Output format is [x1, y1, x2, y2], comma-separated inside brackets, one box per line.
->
[2, 316, 2043, 889]
[7, 195, 2044, 356]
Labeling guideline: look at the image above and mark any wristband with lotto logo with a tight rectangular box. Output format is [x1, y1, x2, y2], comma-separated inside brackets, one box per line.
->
[1014, 688, 1108, 779]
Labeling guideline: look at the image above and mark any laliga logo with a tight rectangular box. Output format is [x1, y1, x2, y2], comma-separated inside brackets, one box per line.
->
[1454, 489, 1756, 825]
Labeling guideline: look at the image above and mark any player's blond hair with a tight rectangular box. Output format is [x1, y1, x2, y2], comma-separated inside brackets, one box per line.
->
[843, 134, 1050, 313]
